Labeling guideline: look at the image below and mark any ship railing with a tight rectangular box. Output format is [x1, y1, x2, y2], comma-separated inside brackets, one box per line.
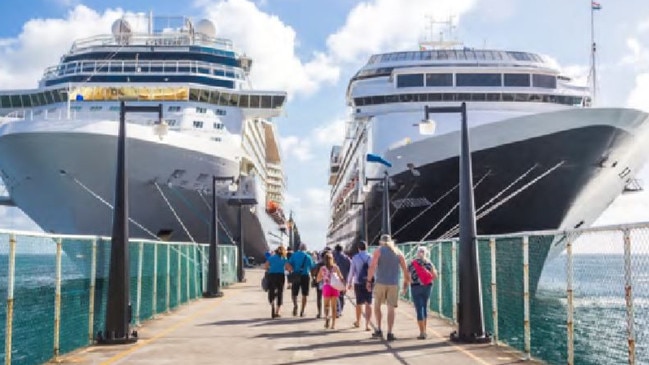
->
[0, 229, 239, 365]
[41, 58, 241, 80]
[69, 33, 234, 53]
[369, 220, 649, 365]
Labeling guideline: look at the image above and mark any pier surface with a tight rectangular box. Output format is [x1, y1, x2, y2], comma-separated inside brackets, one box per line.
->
[58, 269, 540, 365]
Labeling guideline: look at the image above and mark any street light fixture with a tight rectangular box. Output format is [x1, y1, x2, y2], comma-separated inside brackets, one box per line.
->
[203, 175, 236, 298]
[423, 102, 489, 344]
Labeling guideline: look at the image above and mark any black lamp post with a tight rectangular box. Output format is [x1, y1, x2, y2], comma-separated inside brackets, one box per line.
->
[98, 102, 162, 344]
[204, 175, 235, 298]
[422, 103, 489, 343]
[227, 177, 256, 283]
[350, 201, 367, 245]
[365, 154, 392, 237]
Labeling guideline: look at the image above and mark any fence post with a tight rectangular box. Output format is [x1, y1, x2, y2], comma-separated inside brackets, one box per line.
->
[177, 244, 181, 306]
[623, 228, 636, 365]
[452, 239, 457, 323]
[5, 234, 16, 365]
[88, 239, 97, 344]
[438, 242, 442, 318]
[566, 234, 574, 365]
[135, 241, 143, 326]
[185, 245, 190, 302]
[152, 242, 158, 317]
[490, 237, 498, 345]
[166, 244, 170, 313]
[523, 236, 531, 360]
[53, 238, 62, 361]
[193, 245, 199, 299]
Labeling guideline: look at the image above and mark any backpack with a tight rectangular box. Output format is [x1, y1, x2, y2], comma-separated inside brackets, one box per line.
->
[358, 255, 371, 283]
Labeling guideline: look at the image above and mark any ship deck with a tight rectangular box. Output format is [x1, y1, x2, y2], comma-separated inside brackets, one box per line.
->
[58, 269, 540, 365]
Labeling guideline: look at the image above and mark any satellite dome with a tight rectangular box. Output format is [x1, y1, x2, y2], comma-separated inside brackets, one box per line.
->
[195, 19, 216, 38]
[111, 19, 132, 35]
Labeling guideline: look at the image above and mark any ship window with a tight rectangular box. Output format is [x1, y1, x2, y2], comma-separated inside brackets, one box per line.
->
[213, 122, 223, 129]
[36, 93, 46, 106]
[229, 94, 240, 107]
[196, 107, 207, 114]
[271, 95, 285, 109]
[396, 74, 424, 88]
[456, 73, 502, 87]
[211, 137, 222, 142]
[193, 121, 204, 128]
[442, 93, 455, 101]
[168, 106, 181, 112]
[189, 89, 200, 101]
[198, 90, 209, 103]
[504, 73, 531, 87]
[90, 106, 103, 111]
[238, 94, 249, 108]
[363, 96, 372, 105]
[472, 93, 486, 101]
[354, 97, 364, 106]
[425, 73, 453, 87]
[514, 93, 529, 102]
[218, 92, 230, 106]
[166, 119, 176, 126]
[260, 95, 272, 109]
[372, 95, 386, 104]
[45, 91, 55, 104]
[249, 95, 260, 108]
[457, 93, 471, 101]
[502, 93, 515, 101]
[20, 95, 32, 108]
[426, 93, 442, 101]
[532, 74, 557, 89]
[54, 90, 66, 103]
[215, 108, 226, 116]
[109, 106, 120, 111]
[0, 95, 10, 108]
[10, 95, 22, 108]
[399, 94, 414, 102]
[486, 93, 501, 101]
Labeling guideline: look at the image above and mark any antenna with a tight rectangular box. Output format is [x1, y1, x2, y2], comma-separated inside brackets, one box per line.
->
[419, 14, 462, 50]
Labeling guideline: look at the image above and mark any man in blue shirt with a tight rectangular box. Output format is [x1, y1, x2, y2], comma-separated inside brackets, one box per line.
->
[287, 243, 314, 317]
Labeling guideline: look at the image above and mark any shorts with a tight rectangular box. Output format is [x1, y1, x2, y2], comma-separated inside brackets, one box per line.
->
[322, 284, 339, 298]
[291, 275, 310, 297]
[373, 283, 399, 307]
[354, 284, 372, 305]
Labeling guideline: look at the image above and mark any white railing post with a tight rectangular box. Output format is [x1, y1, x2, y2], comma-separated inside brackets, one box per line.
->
[177, 245, 181, 306]
[490, 237, 498, 345]
[135, 241, 144, 325]
[623, 228, 636, 365]
[452, 239, 457, 323]
[166, 244, 170, 313]
[438, 242, 442, 318]
[185, 245, 190, 302]
[566, 234, 575, 365]
[88, 239, 97, 345]
[5, 234, 16, 365]
[193, 245, 199, 299]
[523, 236, 531, 360]
[152, 243, 158, 317]
[53, 238, 63, 361]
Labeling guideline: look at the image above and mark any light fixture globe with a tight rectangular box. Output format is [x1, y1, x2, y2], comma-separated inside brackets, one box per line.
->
[153, 120, 169, 140]
[419, 118, 436, 135]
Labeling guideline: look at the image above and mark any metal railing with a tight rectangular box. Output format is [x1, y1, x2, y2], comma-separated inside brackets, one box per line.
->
[0, 230, 238, 365]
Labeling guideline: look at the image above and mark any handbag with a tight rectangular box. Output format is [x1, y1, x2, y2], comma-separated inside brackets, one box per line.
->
[261, 272, 269, 292]
[288, 255, 308, 284]
[329, 270, 346, 291]
[412, 260, 434, 285]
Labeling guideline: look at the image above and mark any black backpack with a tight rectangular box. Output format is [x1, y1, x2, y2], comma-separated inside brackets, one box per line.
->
[358, 256, 371, 283]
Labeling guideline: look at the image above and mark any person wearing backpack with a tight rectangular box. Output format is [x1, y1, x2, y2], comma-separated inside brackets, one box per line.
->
[346, 241, 373, 331]
[407, 246, 438, 339]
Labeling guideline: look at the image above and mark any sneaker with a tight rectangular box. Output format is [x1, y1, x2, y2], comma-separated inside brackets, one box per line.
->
[300, 310, 305, 318]
[386, 333, 396, 342]
[371, 330, 383, 339]
[325, 318, 330, 329]
[292, 306, 298, 316]
[316, 313, 321, 319]
[417, 333, 427, 340]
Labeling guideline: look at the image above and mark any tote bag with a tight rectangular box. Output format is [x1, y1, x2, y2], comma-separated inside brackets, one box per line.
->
[329, 270, 346, 291]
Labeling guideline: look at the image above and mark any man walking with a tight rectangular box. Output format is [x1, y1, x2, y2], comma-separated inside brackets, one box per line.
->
[347, 241, 373, 331]
[366, 234, 409, 341]
[333, 244, 351, 317]
[287, 243, 314, 317]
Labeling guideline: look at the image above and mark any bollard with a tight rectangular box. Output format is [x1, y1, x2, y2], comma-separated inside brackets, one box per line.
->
[566, 235, 574, 365]
[88, 239, 97, 344]
[490, 237, 498, 345]
[53, 238, 62, 361]
[135, 241, 143, 325]
[523, 236, 531, 360]
[451, 239, 457, 323]
[5, 234, 16, 365]
[152, 243, 158, 317]
[623, 229, 636, 365]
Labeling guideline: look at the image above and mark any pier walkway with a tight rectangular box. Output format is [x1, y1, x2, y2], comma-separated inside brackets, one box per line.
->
[58, 269, 540, 365]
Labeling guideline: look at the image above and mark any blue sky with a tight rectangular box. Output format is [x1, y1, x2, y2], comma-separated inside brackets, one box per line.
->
[1, 0, 649, 250]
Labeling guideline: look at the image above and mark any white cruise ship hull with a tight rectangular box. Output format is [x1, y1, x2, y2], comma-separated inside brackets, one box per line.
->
[0, 118, 278, 263]
[338, 107, 649, 292]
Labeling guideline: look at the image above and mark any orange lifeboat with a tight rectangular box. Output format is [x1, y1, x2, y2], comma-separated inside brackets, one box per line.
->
[267, 200, 279, 214]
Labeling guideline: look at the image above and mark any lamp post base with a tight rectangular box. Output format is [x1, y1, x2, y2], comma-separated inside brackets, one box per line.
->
[203, 291, 225, 298]
[96, 330, 138, 345]
[450, 330, 491, 344]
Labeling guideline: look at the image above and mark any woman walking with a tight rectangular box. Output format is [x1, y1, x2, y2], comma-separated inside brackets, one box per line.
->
[316, 251, 343, 329]
[264, 246, 288, 318]
[408, 246, 437, 339]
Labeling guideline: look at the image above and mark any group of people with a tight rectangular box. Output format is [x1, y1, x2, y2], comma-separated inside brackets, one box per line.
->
[262, 234, 437, 341]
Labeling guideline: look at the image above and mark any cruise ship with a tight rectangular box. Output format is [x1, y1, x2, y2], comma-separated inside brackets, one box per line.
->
[327, 45, 649, 290]
[0, 15, 289, 263]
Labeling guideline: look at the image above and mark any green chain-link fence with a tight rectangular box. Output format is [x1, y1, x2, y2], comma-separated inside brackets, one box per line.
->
[0, 231, 238, 365]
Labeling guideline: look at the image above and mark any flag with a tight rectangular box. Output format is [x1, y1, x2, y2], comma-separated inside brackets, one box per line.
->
[592, 1, 602, 10]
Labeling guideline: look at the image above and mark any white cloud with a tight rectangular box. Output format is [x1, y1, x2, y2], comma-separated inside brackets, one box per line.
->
[620, 37, 649, 69]
[289, 187, 330, 250]
[627, 73, 649, 112]
[313, 117, 346, 146]
[199, 0, 339, 97]
[280, 135, 314, 162]
[326, 0, 476, 64]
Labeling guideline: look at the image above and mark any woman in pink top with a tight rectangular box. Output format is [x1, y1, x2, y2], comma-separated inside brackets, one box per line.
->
[316, 252, 343, 329]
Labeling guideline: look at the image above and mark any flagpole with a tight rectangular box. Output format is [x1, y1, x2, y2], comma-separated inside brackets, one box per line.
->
[590, 2, 597, 104]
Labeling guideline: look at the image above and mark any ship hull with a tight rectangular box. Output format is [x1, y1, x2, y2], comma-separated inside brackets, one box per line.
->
[0, 120, 276, 263]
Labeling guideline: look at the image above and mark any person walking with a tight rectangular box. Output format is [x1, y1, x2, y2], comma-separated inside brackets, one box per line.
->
[346, 240, 372, 331]
[366, 234, 410, 341]
[408, 246, 437, 339]
[287, 243, 314, 317]
[316, 251, 344, 329]
[333, 244, 351, 317]
[264, 246, 288, 318]
[310, 249, 327, 318]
